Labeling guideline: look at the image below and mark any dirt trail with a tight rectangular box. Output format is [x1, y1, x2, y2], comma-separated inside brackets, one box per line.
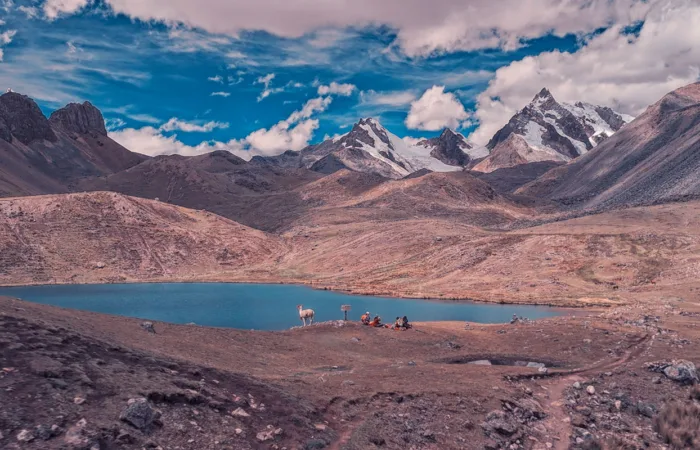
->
[538, 334, 653, 449]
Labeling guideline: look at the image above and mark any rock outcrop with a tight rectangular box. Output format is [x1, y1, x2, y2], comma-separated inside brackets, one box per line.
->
[0, 92, 57, 144]
[49, 101, 108, 135]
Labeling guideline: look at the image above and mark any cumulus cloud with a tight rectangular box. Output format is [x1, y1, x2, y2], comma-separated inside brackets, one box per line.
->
[248, 96, 332, 152]
[41, 0, 657, 56]
[43, 0, 89, 19]
[405, 85, 469, 131]
[210, 91, 230, 97]
[360, 90, 417, 106]
[470, 0, 700, 145]
[110, 94, 335, 158]
[110, 126, 249, 158]
[402, 136, 426, 146]
[317, 82, 355, 96]
[207, 75, 223, 83]
[160, 118, 229, 133]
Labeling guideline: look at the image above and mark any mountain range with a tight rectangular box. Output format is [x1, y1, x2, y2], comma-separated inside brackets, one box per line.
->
[1, 82, 700, 302]
[0, 83, 698, 223]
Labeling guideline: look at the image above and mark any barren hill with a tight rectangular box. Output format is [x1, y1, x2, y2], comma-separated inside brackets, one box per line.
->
[78, 151, 324, 231]
[518, 82, 700, 209]
[0, 192, 285, 286]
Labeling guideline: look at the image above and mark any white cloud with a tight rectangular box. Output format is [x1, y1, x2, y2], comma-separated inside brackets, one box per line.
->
[0, 30, 15, 45]
[360, 90, 417, 106]
[110, 94, 335, 158]
[317, 81, 355, 96]
[210, 91, 230, 97]
[160, 118, 229, 133]
[43, 0, 89, 19]
[470, 0, 700, 145]
[245, 119, 319, 153]
[255, 73, 279, 101]
[207, 75, 223, 83]
[287, 96, 332, 123]
[402, 136, 426, 146]
[44, 0, 657, 56]
[17, 5, 39, 18]
[109, 126, 250, 158]
[0, 29, 14, 61]
[405, 85, 469, 131]
[105, 118, 126, 131]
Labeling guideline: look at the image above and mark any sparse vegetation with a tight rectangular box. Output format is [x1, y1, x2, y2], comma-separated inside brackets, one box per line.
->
[654, 399, 700, 449]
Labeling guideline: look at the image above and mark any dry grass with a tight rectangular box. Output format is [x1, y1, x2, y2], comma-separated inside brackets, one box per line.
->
[654, 396, 700, 449]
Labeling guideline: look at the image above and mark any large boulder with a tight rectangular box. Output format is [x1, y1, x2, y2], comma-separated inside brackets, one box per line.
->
[119, 398, 160, 430]
[663, 360, 699, 384]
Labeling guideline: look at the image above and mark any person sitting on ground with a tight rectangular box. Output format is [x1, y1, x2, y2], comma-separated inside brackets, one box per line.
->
[401, 316, 411, 329]
[393, 317, 402, 330]
[369, 315, 382, 327]
[361, 312, 371, 325]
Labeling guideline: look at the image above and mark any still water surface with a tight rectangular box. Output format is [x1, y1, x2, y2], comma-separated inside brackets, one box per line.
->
[0, 283, 563, 330]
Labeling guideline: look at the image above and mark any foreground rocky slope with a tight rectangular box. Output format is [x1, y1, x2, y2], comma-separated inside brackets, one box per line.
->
[0, 192, 284, 285]
[518, 82, 700, 209]
[2, 294, 699, 449]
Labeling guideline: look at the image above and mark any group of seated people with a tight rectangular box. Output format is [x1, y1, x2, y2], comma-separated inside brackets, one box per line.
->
[360, 312, 411, 330]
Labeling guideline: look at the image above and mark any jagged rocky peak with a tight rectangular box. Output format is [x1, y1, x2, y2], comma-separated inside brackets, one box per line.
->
[486, 87, 632, 162]
[343, 117, 392, 148]
[0, 91, 57, 145]
[49, 101, 108, 136]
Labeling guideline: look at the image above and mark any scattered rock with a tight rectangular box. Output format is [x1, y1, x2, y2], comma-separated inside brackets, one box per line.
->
[407, 361, 417, 366]
[646, 360, 699, 384]
[314, 424, 327, 431]
[74, 396, 86, 405]
[481, 410, 519, 436]
[95, 261, 106, 269]
[120, 398, 160, 430]
[140, 322, 157, 334]
[586, 386, 596, 395]
[636, 401, 656, 418]
[232, 407, 251, 418]
[64, 420, 89, 447]
[573, 382, 582, 390]
[16, 429, 35, 442]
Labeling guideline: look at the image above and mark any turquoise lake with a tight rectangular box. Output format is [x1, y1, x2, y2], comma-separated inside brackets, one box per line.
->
[0, 283, 564, 330]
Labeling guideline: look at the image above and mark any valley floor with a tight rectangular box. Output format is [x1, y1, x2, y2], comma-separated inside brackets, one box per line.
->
[1, 295, 699, 449]
[2, 192, 700, 309]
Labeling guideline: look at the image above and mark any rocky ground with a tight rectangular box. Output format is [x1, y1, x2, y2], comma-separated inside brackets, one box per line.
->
[1, 295, 699, 449]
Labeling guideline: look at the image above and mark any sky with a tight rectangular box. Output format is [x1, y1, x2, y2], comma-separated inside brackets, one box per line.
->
[0, 0, 699, 160]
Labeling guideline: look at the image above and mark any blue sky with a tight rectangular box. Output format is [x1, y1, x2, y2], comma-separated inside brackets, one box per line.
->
[0, 0, 698, 158]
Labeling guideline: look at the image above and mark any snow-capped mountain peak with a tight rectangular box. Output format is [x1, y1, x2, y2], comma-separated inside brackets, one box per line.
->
[476, 88, 633, 173]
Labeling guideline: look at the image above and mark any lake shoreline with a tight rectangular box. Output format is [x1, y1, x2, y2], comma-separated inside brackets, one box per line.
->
[0, 283, 570, 331]
[0, 277, 619, 309]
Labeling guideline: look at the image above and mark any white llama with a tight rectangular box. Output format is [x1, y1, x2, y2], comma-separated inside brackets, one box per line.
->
[297, 304, 315, 326]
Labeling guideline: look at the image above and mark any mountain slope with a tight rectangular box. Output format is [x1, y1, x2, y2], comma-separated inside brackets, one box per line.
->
[78, 150, 324, 231]
[0, 191, 284, 285]
[473, 89, 631, 173]
[517, 82, 700, 209]
[0, 93, 148, 196]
